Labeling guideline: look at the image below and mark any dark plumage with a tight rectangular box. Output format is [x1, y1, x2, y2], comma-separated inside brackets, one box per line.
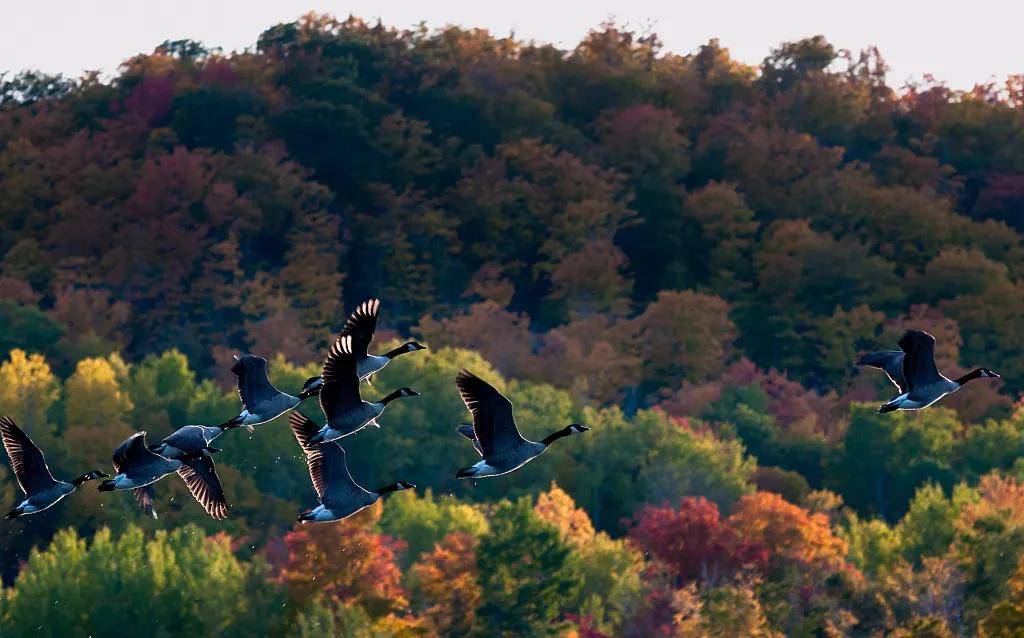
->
[859, 330, 1000, 413]
[289, 411, 414, 523]
[454, 370, 589, 479]
[1, 416, 108, 519]
[307, 334, 419, 445]
[219, 355, 321, 430]
[338, 299, 427, 381]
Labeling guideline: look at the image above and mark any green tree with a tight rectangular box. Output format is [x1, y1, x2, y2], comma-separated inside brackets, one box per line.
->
[475, 497, 584, 637]
[126, 349, 197, 431]
[377, 488, 489, 567]
[0, 525, 281, 637]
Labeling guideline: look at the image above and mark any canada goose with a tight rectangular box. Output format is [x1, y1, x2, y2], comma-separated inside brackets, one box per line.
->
[858, 330, 1000, 413]
[219, 354, 323, 430]
[340, 298, 427, 381]
[150, 425, 226, 459]
[453, 370, 589, 479]
[0, 416, 108, 519]
[289, 411, 415, 523]
[98, 432, 228, 520]
[98, 432, 181, 492]
[307, 334, 420, 445]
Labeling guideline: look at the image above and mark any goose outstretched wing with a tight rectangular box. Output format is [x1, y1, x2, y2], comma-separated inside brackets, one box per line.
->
[456, 423, 483, 457]
[339, 299, 380, 360]
[132, 485, 158, 519]
[289, 411, 364, 507]
[456, 370, 526, 457]
[177, 456, 228, 520]
[319, 334, 363, 419]
[231, 355, 280, 410]
[899, 330, 944, 390]
[858, 350, 907, 393]
[113, 432, 164, 473]
[0, 416, 58, 495]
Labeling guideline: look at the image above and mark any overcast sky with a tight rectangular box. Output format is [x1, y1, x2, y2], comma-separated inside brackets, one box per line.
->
[1, 0, 1021, 90]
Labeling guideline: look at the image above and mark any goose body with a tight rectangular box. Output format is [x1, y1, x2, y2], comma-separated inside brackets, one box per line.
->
[220, 355, 322, 430]
[453, 370, 589, 479]
[290, 411, 414, 523]
[309, 333, 419, 445]
[1, 416, 108, 519]
[341, 299, 427, 381]
[99, 432, 182, 491]
[859, 330, 1000, 413]
[151, 425, 225, 459]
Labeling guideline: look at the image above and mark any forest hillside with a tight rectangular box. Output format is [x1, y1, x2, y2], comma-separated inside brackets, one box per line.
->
[2, 13, 1024, 636]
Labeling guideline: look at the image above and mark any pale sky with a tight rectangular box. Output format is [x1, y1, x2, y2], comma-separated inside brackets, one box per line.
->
[1, 0, 1021, 90]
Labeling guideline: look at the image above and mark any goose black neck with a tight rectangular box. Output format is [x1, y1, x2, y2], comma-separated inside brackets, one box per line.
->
[542, 426, 575, 446]
[383, 342, 416, 360]
[72, 471, 102, 487]
[380, 389, 411, 405]
[376, 481, 410, 495]
[954, 368, 987, 385]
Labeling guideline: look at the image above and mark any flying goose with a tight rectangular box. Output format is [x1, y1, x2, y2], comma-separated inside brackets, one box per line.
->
[219, 354, 323, 430]
[1, 416, 108, 519]
[858, 330, 1000, 413]
[150, 424, 227, 459]
[340, 298, 427, 381]
[306, 334, 420, 445]
[99, 432, 182, 492]
[289, 411, 415, 523]
[99, 432, 228, 520]
[454, 370, 589, 479]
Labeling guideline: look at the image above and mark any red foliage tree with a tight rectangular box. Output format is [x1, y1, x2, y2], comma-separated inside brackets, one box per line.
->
[629, 496, 767, 585]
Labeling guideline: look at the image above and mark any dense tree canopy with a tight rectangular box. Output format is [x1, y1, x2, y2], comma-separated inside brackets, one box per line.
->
[3, 13, 1024, 636]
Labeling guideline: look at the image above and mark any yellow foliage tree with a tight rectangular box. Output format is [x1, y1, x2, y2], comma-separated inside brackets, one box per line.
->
[534, 482, 596, 548]
[0, 349, 59, 435]
[63, 354, 135, 467]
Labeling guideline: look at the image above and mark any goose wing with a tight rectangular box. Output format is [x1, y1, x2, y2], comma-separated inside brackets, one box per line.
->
[176, 456, 228, 520]
[162, 425, 204, 452]
[858, 351, 908, 393]
[113, 432, 163, 473]
[231, 355, 280, 410]
[319, 334, 363, 419]
[456, 423, 483, 457]
[339, 298, 380, 359]
[456, 370, 526, 457]
[0, 416, 58, 495]
[132, 485, 158, 519]
[289, 411, 363, 506]
[898, 330, 944, 390]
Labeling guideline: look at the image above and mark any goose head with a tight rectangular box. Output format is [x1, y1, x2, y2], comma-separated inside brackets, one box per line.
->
[298, 376, 324, 400]
[376, 481, 416, 495]
[72, 470, 110, 486]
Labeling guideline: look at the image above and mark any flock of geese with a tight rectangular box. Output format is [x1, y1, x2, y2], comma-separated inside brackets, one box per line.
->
[0, 299, 593, 523]
[0, 303, 1002, 524]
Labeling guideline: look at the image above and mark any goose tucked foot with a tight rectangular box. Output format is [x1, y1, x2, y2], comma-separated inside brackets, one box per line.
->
[877, 402, 899, 414]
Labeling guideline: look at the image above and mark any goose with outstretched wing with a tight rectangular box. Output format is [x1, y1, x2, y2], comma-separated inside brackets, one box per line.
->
[454, 370, 589, 479]
[289, 411, 414, 523]
[859, 330, 999, 413]
[1, 416, 107, 519]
